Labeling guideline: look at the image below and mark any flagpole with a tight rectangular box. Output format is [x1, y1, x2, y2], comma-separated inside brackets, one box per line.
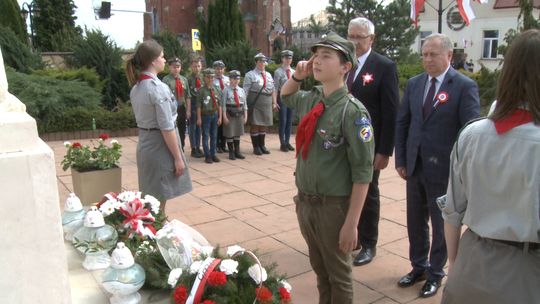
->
[438, 0, 443, 33]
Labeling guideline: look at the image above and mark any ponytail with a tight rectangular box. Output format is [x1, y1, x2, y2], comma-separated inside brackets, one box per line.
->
[125, 40, 164, 87]
[125, 57, 138, 87]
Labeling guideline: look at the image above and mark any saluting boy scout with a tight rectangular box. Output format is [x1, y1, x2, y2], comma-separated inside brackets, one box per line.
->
[188, 57, 204, 158]
[162, 57, 191, 150]
[221, 70, 248, 160]
[196, 68, 223, 164]
[213, 60, 230, 154]
[280, 32, 375, 304]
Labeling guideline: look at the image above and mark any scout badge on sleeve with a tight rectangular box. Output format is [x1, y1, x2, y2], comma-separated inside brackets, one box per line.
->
[355, 116, 373, 142]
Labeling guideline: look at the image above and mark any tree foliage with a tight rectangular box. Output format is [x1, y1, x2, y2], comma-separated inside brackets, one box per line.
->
[0, 26, 42, 73]
[32, 0, 82, 51]
[70, 29, 129, 110]
[0, 0, 28, 43]
[498, 0, 540, 56]
[197, 0, 245, 59]
[152, 30, 191, 68]
[326, 0, 418, 61]
[206, 40, 258, 76]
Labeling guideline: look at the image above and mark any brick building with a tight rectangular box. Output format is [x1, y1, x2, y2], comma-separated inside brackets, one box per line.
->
[144, 0, 292, 57]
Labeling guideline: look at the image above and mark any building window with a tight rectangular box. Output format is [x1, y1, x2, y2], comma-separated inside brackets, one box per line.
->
[152, 8, 159, 34]
[482, 30, 499, 59]
[308, 32, 312, 38]
[300, 31, 303, 38]
[419, 31, 432, 51]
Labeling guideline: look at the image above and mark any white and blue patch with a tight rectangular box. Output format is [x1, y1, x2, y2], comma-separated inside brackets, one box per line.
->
[358, 125, 373, 142]
[355, 117, 371, 126]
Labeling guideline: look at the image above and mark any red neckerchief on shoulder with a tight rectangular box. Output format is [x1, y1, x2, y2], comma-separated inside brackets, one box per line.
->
[138, 74, 153, 82]
[494, 109, 533, 135]
[296, 101, 325, 160]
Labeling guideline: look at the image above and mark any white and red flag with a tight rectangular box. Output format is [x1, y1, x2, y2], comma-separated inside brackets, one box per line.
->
[457, 0, 476, 25]
[410, 0, 425, 27]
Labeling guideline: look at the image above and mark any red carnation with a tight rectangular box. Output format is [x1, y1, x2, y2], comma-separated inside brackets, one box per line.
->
[99, 133, 109, 140]
[72, 142, 82, 148]
[173, 285, 188, 304]
[207, 271, 227, 286]
[201, 301, 215, 304]
[255, 286, 273, 302]
[279, 287, 291, 302]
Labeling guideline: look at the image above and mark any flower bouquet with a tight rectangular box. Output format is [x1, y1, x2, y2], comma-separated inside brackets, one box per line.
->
[169, 245, 292, 304]
[62, 133, 122, 172]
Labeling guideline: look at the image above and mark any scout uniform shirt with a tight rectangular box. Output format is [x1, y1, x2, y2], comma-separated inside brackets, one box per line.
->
[131, 72, 178, 130]
[197, 85, 222, 115]
[282, 85, 374, 196]
[162, 74, 191, 107]
[213, 75, 230, 92]
[221, 85, 248, 113]
[274, 66, 295, 92]
[243, 69, 275, 95]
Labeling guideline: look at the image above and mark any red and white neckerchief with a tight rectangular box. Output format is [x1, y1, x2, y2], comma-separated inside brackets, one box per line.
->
[494, 109, 533, 135]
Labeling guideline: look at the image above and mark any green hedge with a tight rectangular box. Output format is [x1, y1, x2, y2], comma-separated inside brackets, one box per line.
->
[0, 26, 43, 73]
[32, 67, 105, 93]
[48, 104, 136, 133]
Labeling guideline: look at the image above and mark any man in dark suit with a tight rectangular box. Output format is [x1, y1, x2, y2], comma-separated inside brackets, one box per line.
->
[395, 33, 480, 298]
[347, 17, 399, 267]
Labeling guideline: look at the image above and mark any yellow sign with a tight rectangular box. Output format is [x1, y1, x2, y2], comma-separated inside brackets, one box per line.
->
[192, 29, 201, 51]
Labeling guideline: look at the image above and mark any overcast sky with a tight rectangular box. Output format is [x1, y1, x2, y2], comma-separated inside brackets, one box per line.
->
[17, 0, 330, 49]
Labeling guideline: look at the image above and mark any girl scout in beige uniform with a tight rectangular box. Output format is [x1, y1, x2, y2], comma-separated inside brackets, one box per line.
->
[125, 40, 192, 213]
[221, 70, 247, 160]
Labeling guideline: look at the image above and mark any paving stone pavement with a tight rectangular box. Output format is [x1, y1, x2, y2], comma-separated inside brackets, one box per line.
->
[50, 134, 444, 304]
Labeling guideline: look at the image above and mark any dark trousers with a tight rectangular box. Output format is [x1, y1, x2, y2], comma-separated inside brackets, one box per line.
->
[176, 104, 187, 149]
[406, 160, 447, 281]
[188, 109, 201, 149]
[217, 124, 225, 148]
[278, 97, 293, 145]
[201, 113, 218, 157]
[357, 170, 380, 248]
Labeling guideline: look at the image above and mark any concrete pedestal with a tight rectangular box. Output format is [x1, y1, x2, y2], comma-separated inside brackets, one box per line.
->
[0, 112, 71, 303]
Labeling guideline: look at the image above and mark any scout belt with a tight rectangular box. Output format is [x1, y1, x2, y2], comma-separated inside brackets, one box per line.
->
[298, 191, 348, 204]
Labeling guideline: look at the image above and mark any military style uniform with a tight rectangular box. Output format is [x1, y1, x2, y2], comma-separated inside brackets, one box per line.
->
[281, 32, 374, 304]
[274, 50, 296, 151]
[197, 69, 222, 162]
[213, 60, 230, 153]
[130, 72, 192, 200]
[221, 84, 247, 138]
[162, 73, 191, 149]
[187, 72, 203, 156]
[244, 67, 275, 126]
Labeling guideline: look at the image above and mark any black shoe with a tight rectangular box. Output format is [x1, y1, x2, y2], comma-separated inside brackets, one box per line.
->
[280, 144, 289, 152]
[227, 142, 235, 160]
[251, 135, 262, 155]
[222, 144, 228, 152]
[212, 156, 220, 163]
[204, 156, 213, 164]
[286, 143, 295, 151]
[191, 149, 198, 157]
[353, 247, 376, 266]
[193, 148, 204, 158]
[397, 271, 427, 288]
[419, 280, 441, 298]
[216, 146, 223, 153]
[234, 140, 245, 159]
[259, 134, 270, 154]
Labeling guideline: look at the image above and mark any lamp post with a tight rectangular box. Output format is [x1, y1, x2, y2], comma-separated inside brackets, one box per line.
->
[21, 1, 38, 47]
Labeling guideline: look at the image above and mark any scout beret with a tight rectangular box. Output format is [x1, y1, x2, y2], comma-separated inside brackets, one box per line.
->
[281, 50, 293, 57]
[202, 68, 215, 76]
[213, 60, 225, 68]
[311, 31, 357, 69]
[254, 53, 267, 61]
[229, 70, 241, 78]
[167, 57, 182, 65]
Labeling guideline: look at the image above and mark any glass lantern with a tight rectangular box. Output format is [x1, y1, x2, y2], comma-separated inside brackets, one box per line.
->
[62, 193, 86, 241]
[72, 206, 118, 270]
[102, 242, 146, 304]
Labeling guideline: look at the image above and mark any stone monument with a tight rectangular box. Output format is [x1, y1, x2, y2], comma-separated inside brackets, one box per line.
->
[0, 48, 72, 303]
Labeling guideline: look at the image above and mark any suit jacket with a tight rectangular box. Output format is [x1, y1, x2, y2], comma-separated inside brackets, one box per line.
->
[395, 67, 480, 183]
[349, 51, 399, 156]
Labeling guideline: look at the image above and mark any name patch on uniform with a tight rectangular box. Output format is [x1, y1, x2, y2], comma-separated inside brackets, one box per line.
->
[358, 125, 373, 142]
[355, 117, 371, 126]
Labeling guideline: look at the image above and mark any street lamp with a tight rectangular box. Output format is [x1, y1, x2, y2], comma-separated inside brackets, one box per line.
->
[21, 1, 39, 47]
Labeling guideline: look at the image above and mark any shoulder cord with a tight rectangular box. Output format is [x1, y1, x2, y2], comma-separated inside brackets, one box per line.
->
[341, 98, 351, 146]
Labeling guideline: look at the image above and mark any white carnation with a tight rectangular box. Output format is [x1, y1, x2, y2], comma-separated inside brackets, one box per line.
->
[219, 259, 239, 276]
[144, 194, 161, 214]
[247, 264, 267, 284]
[189, 261, 203, 274]
[280, 280, 292, 292]
[64, 141, 71, 147]
[200, 246, 214, 257]
[226, 245, 245, 257]
[167, 268, 183, 288]
[110, 139, 119, 145]
[99, 201, 115, 216]
[117, 191, 141, 202]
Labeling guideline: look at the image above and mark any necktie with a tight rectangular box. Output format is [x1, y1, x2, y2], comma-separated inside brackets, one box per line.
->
[296, 101, 325, 160]
[286, 69, 291, 79]
[175, 77, 184, 103]
[261, 72, 266, 88]
[233, 88, 240, 108]
[347, 65, 357, 91]
[423, 78, 437, 119]
[219, 78, 224, 90]
[195, 77, 201, 89]
[210, 89, 218, 109]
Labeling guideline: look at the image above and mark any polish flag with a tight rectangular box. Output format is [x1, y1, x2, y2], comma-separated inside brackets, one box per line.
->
[411, 0, 425, 27]
[457, 0, 476, 25]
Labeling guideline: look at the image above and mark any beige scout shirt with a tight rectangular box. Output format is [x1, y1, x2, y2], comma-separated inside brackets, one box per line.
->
[282, 86, 374, 196]
[273, 66, 295, 92]
[130, 72, 177, 131]
[442, 118, 540, 242]
[243, 69, 275, 95]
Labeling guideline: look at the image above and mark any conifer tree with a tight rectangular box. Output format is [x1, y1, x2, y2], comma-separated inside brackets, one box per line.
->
[32, 0, 81, 51]
[0, 0, 28, 43]
[197, 0, 245, 53]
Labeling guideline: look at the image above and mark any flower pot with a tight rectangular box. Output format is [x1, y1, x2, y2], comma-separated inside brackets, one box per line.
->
[71, 167, 122, 205]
